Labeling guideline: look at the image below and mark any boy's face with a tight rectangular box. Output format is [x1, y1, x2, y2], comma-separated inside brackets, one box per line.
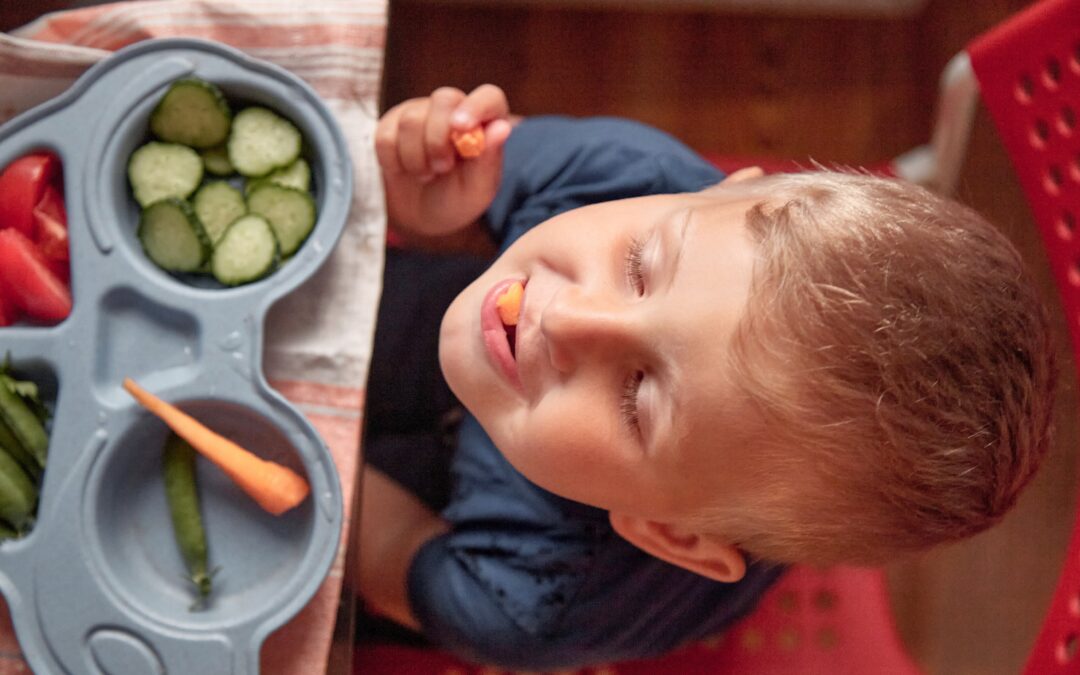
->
[440, 189, 764, 522]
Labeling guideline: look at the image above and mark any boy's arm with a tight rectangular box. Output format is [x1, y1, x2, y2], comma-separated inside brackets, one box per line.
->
[357, 464, 448, 629]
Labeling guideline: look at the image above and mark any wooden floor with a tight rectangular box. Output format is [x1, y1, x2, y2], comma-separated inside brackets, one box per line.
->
[384, 2, 1075, 674]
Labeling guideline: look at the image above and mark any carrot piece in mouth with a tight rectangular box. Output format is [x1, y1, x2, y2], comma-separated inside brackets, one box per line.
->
[496, 281, 523, 326]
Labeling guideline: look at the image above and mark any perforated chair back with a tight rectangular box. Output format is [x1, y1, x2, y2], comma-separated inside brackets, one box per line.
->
[672, 566, 922, 675]
[962, 1, 1080, 672]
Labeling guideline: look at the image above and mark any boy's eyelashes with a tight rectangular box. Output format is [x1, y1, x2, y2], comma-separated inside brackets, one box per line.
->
[625, 235, 647, 295]
[621, 369, 645, 434]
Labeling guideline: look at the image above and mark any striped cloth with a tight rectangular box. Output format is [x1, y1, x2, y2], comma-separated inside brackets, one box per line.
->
[0, 2, 387, 673]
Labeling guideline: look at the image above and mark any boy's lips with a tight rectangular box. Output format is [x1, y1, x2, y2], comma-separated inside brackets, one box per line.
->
[481, 278, 525, 391]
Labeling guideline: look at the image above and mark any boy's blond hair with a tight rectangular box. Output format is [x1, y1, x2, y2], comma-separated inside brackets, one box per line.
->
[706, 171, 1057, 566]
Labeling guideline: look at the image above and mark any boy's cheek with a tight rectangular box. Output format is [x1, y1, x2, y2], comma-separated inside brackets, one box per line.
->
[438, 296, 501, 418]
[438, 295, 474, 393]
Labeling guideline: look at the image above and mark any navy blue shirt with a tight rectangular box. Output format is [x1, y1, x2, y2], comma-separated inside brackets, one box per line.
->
[407, 117, 785, 670]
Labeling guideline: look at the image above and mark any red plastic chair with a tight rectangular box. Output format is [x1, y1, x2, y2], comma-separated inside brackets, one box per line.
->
[957, 0, 1080, 672]
[357, 2, 1080, 672]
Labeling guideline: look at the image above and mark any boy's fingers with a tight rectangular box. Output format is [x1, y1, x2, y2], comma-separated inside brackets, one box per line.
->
[376, 84, 510, 200]
[459, 118, 512, 196]
[450, 83, 510, 131]
[426, 87, 465, 174]
[481, 118, 513, 155]
[374, 101, 410, 176]
[375, 96, 433, 176]
[395, 101, 435, 177]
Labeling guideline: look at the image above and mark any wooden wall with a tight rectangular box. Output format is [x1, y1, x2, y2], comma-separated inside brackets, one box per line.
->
[384, 2, 1075, 674]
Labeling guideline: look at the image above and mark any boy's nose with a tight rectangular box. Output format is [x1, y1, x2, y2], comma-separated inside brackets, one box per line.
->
[541, 285, 640, 373]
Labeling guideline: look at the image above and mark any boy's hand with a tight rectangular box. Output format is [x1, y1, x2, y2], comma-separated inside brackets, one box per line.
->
[376, 84, 513, 238]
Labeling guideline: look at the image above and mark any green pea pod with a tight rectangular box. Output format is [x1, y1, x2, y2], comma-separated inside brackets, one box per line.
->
[0, 380, 48, 467]
[0, 446, 36, 531]
[163, 432, 212, 603]
[0, 519, 17, 541]
[0, 418, 40, 479]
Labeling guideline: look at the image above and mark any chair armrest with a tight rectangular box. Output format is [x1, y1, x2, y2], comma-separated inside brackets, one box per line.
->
[892, 51, 980, 195]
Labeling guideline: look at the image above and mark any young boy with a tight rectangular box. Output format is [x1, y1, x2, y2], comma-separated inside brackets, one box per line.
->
[357, 84, 1057, 670]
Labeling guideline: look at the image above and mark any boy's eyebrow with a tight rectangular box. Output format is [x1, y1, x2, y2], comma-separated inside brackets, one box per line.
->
[663, 208, 693, 292]
[644, 381, 676, 457]
[645, 208, 693, 453]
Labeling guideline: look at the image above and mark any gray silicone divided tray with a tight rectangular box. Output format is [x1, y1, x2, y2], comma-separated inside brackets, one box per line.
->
[0, 38, 351, 674]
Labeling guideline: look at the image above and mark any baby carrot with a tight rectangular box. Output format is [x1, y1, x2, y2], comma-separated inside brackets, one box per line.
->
[123, 378, 310, 516]
[450, 127, 485, 159]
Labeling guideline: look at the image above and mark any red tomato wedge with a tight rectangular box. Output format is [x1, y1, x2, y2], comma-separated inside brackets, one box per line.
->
[0, 287, 18, 327]
[0, 153, 60, 238]
[33, 184, 69, 262]
[45, 258, 70, 286]
[0, 229, 71, 322]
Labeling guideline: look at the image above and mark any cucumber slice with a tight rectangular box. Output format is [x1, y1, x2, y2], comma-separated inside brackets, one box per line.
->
[128, 142, 204, 208]
[138, 198, 212, 273]
[246, 183, 317, 257]
[193, 181, 246, 245]
[200, 145, 234, 176]
[211, 214, 280, 286]
[227, 107, 302, 177]
[150, 78, 232, 149]
[246, 158, 311, 195]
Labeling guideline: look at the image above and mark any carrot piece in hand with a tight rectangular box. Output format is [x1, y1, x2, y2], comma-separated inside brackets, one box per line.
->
[122, 378, 310, 515]
[450, 127, 485, 158]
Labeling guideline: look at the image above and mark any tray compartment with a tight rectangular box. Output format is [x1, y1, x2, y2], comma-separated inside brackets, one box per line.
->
[88, 396, 316, 628]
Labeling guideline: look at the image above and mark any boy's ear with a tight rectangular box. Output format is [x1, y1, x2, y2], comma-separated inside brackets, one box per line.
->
[722, 166, 765, 184]
[699, 166, 765, 194]
[609, 512, 746, 583]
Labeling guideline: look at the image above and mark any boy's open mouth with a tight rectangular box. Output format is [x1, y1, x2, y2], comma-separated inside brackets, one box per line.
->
[504, 323, 517, 359]
[481, 278, 526, 390]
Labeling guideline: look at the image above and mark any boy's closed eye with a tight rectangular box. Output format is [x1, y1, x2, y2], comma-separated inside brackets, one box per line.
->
[616, 208, 694, 454]
[621, 234, 650, 436]
[621, 369, 645, 434]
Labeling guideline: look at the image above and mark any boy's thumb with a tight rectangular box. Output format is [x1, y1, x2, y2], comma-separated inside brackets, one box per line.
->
[463, 118, 512, 195]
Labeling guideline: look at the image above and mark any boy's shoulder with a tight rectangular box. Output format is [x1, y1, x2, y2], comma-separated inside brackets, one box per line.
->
[508, 115, 719, 180]
[488, 115, 723, 246]
[407, 416, 785, 670]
